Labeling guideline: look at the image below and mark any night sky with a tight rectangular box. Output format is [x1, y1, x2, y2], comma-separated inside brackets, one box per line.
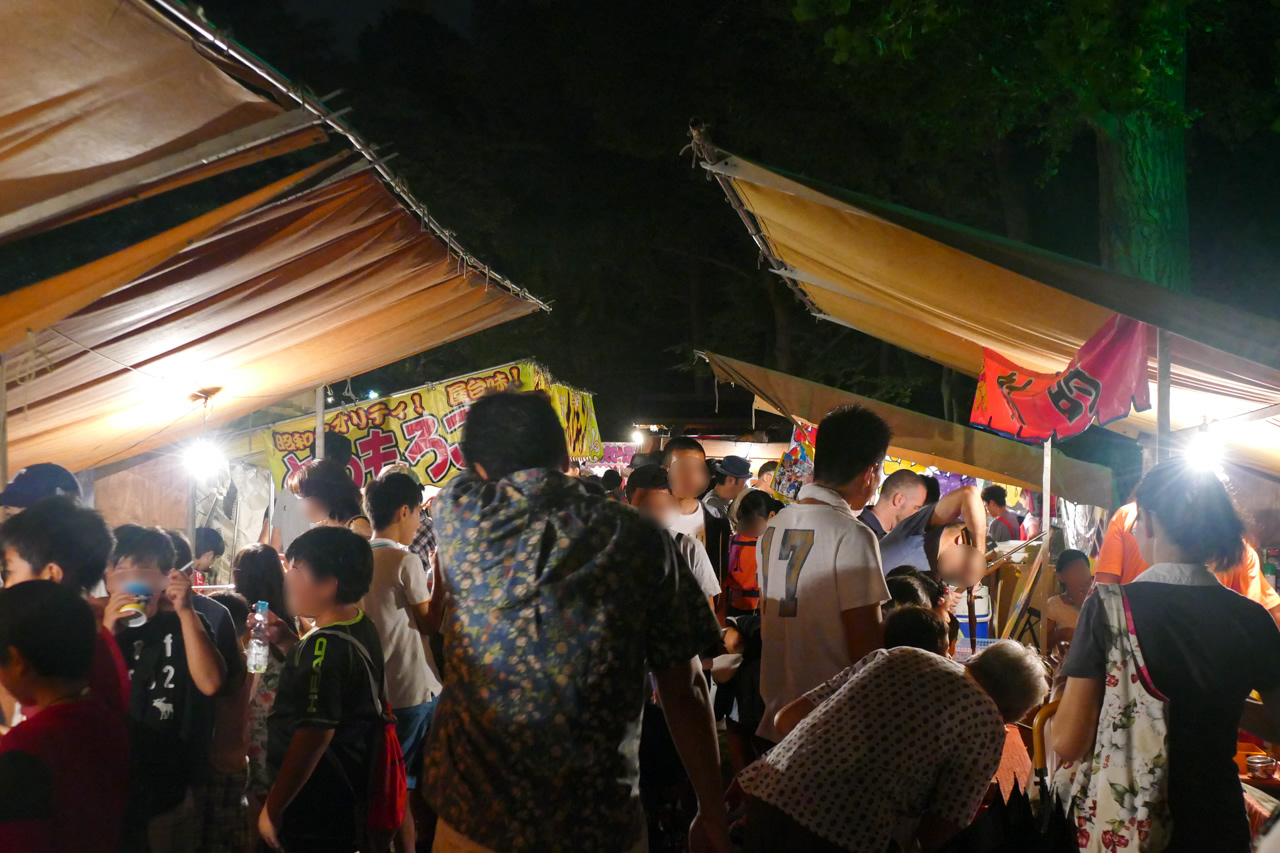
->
[52, 2, 1280, 476]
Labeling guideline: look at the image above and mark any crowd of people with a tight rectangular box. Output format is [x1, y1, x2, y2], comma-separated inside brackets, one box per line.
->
[0, 390, 1278, 852]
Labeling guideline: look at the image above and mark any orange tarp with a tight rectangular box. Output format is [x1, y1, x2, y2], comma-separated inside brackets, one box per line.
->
[0, 157, 340, 355]
[0, 0, 319, 238]
[704, 154, 1280, 477]
[705, 352, 1115, 508]
[2, 170, 540, 472]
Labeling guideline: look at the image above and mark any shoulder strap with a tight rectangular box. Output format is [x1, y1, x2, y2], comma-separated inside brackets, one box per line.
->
[313, 627, 391, 718]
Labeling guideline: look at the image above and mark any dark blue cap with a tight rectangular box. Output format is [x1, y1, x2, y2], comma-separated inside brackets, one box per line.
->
[0, 463, 81, 508]
[715, 455, 753, 480]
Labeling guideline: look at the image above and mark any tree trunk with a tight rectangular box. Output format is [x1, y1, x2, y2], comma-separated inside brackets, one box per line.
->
[1093, 24, 1190, 291]
[766, 276, 795, 375]
[995, 138, 1031, 243]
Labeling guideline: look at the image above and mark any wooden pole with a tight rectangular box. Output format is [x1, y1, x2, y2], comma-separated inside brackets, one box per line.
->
[1042, 436, 1052, 537]
[1156, 329, 1171, 461]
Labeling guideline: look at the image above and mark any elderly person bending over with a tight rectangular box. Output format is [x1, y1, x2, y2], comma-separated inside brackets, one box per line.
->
[736, 641, 1047, 853]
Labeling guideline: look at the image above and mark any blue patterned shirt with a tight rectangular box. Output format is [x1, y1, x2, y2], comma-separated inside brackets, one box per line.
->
[423, 468, 720, 851]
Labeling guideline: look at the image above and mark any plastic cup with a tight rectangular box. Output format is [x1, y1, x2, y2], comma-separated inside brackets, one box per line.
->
[119, 580, 154, 628]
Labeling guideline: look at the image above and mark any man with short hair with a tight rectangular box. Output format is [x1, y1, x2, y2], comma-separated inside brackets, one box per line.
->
[627, 464, 721, 601]
[858, 469, 928, 539]
[981, 485, 1024, 545]
[664, 436, 732, 594]
[193, 527, 226, 581]
[361, 471, 445, 852]
[755, 461, 779, 493]
[703, 455, 752, 530]
[756, 405, 894, 743]
[426, 392, 729, 853]
[879, 484, 988, 574]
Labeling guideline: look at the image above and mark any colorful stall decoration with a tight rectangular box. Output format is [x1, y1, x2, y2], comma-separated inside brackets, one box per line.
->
[262, 361, 602, 489]
[771, 423, 818, 503]
[594, 443, 638, 472]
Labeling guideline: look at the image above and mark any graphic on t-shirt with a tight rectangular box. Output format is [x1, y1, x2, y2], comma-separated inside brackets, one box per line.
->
[152, 697, 174, 720]
[760, 528, 817, 617]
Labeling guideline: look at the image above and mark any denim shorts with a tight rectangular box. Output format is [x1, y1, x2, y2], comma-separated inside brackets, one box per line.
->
[393, 697, 436, 789]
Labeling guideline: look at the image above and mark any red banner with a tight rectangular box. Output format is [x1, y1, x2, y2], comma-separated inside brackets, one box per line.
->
[970, 315, 1150, 443]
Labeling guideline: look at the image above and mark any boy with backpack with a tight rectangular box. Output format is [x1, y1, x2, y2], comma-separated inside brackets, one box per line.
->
[261, 526, 395, 853]
[103, 525, 226, 852]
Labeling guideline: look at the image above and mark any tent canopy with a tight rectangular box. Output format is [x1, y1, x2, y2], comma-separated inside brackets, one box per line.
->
[3, 166, 540, 473]
[0, 0, 326, 243]
[704, 352, 1115, 509]
[2, 0, 547, 475]
[697, 144, 1280, 478]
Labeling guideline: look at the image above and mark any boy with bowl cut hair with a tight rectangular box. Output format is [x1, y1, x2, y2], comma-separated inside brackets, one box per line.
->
[0, 581, 130, 853]
[104, 524, 226, 853]
[261, 526, 385, 853]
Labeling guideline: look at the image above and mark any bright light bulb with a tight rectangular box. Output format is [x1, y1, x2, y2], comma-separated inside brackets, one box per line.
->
[631, 429, 645, 445]
[1184, 430, 1223, 471]
[367, 390, 379, 400]
[183, 438, 225, 482]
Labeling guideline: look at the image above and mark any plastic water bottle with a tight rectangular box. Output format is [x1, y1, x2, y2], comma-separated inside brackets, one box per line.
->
[246, 601, 270, 674]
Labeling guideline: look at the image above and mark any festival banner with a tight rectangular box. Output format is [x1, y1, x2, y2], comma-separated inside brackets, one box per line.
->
[549, 384, 604, 463]
[262, 361, 602, 490]
[594, 442, 638, 471]
[969, 315, 1150, 443]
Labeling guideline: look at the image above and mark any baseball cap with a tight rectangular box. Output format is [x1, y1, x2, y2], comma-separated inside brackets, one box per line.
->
[0, 463, 81, 508]
[716, 455, 753, 480]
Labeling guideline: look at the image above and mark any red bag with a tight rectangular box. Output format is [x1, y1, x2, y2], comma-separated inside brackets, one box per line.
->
[366, 714, 408, 834]
[313, 630, 408, 836]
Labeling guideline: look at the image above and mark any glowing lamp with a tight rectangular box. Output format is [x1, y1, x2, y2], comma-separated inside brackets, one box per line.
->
[1183, 430, 1223, 472]
[183, 438, 225, 482]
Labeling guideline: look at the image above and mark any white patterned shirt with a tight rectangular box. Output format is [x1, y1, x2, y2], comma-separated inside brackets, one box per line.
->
[756, 483, 889, 741]
[739, 647, 1005, 851]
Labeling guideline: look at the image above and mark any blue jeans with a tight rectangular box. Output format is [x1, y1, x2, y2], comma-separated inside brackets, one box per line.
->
[393, 698, 436, 789]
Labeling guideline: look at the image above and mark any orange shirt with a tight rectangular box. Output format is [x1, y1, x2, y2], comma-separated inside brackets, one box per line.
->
[1219, 545, 1280, 613]
[1095, 504, 1148, 584]
[1096, 502, 1280, 614]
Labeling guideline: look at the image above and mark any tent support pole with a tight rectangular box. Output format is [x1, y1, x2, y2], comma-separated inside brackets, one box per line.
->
[1042, 437, 1052, 538]
[314, 387, 326, 462]
[1157, 329, 1171, 461]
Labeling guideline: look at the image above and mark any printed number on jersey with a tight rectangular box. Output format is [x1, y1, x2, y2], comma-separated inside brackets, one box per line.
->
[759, 527, 816, 617]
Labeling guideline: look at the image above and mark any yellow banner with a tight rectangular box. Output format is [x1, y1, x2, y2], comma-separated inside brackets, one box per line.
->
[550, 384, 603, 462]
[263, 361, 601, 489]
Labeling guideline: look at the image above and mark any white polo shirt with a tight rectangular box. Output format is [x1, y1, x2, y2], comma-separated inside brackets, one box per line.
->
[756, 483, 889, 741]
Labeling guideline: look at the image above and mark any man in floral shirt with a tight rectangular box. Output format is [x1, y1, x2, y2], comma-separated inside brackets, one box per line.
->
[423, 392, 728, 853]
